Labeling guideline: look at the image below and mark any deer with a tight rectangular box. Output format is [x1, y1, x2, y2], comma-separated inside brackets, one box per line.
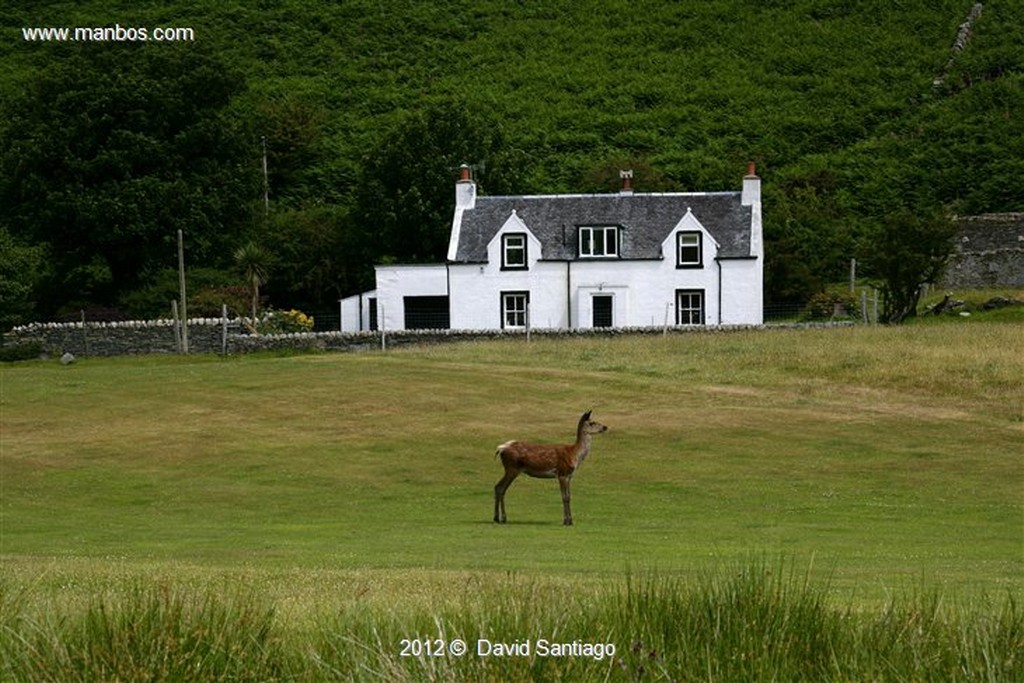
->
[493, 410, 608, 526]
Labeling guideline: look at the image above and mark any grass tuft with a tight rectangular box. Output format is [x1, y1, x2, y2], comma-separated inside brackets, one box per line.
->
[0, 582, 286, 682]
[2, 564, 1020, 681]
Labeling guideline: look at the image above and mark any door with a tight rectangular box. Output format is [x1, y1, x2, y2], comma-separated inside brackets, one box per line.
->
[592, 294, 613, 328]
[403, 296, 450, 330]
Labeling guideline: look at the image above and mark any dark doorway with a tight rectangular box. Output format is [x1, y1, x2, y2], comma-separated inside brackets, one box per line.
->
[592, 294, 613, 328]
[403, 296, 450, 330]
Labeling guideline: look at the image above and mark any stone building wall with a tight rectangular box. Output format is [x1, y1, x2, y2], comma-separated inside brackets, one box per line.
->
[941, 213, 1024, 289]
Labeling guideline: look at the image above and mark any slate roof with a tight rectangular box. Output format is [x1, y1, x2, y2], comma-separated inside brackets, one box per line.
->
[451, 192, 753, 263]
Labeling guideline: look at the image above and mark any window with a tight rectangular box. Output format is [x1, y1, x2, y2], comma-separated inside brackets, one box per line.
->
[501, 291, 529, 329]
[579, 226, 619, 258]
[676, 290, 705, 325]
[502, 233, 527, 269]
[677, 232, 702, 268]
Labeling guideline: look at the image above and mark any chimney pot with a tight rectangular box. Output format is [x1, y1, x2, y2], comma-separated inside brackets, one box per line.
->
[455, 163, 476, 210]
[619, 169, 634, 194]
[742, 163, 761, 206]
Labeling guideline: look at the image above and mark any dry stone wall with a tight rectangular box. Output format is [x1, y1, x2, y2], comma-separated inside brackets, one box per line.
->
[6, 319, 784, 358]
[942, 213, 1024, 289]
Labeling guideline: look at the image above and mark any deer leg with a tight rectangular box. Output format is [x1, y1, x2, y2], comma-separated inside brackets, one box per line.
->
[494, 471, 518, 523]
[559, 475, 573, 526]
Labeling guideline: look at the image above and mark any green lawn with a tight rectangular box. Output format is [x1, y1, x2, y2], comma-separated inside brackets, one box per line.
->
[3, 323, 1021, 614]
[3, 323, 1022, 679]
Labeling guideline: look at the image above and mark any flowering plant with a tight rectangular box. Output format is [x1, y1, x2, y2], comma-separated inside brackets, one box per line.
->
[260, 308, 315, 333]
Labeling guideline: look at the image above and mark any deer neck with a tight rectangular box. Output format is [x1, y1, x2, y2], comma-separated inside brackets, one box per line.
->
[575, 432, 592, 464]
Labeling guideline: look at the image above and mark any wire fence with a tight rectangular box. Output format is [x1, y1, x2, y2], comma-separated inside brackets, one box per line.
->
[6, 296, 878, 359]
[5, 290, 886, 359]
[362, 296, 880, 339]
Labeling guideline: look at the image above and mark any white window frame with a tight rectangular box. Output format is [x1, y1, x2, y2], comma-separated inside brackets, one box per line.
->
[501, 291, 529, 329]
[676, 289, 705, 325]
[502, 233, 527, 270]
[677, 231, 703, 268]
[579, 226, 619, 258]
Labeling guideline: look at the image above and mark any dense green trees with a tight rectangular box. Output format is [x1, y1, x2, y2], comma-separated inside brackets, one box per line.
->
[864, 210, 957, 323]
[352, 103, 527, 266]
[0, 44, 258, 318]
[1, 1, 1020, 326]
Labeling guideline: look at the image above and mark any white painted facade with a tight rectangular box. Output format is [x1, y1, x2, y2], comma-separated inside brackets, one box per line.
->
[339, 290, 377, 332]
[342, 166, 763, 332]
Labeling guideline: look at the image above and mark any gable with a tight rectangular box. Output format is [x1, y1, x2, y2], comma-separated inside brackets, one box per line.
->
[485, 211, 543, 265]
[661, 208, 721, 260]
[450, 192, 752, 263]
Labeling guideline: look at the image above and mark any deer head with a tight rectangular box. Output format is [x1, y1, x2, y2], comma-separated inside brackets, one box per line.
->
[579, 409, 608, 435]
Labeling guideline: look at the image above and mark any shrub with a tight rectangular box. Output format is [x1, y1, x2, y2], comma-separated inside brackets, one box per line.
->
[804, 288, 862, 320]
[0, 341, 43, 362]
[260, 308, 315, 334]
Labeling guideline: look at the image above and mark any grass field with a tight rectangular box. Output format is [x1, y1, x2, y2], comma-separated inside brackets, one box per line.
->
[2, 322, 1022, 680]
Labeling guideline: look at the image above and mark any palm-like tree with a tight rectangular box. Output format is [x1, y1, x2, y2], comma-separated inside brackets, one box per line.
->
[234, 241, 271, 327]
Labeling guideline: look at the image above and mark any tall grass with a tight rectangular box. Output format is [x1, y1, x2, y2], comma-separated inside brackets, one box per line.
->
[3, 563, 1020, 681]
[0, 582, 287, 682]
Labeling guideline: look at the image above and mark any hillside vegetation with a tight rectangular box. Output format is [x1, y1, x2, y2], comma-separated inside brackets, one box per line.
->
[1, 1, 1021, 321]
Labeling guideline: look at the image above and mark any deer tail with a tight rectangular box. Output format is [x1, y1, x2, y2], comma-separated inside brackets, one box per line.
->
[495, 440, 516, 458]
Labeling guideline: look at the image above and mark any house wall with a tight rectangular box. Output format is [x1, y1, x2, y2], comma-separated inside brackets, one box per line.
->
[339, 290, 377, 332]
[449, 261, 568, 329]
[573, 259, 720, 328]
[719, 259, 763, 325]
[449, 257, 740, 330]
[374, 265, 448, 331]
[445, 210, 767, 330]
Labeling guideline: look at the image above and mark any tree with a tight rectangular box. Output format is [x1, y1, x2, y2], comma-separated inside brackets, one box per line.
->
[352, 101, 530, 271]
[863, 209, 956, 324]
[234, 241, 272, 323]
[0, 44, 258, 317]
[262, 206, 369, 311]
[764, 166, 854, 308]
[579, 156, 677, 193]
[0, 228, 44, 331]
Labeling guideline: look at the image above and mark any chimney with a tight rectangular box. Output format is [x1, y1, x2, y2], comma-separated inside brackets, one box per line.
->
[619, 169, 634, 195]
[741, 161, 760, 207]
[456, 163, 476, 209]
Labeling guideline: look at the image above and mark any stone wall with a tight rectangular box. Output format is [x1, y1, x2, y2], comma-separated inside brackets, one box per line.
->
[6, 319, 229, 357]
[6, 318, 787, 358]
[941, 213, 1024, 289]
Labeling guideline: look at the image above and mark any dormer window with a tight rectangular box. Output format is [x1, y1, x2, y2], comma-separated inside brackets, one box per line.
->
[676, 232, 703, 268]
[502, 233, 527, 270]
[579, 226, 619, 258]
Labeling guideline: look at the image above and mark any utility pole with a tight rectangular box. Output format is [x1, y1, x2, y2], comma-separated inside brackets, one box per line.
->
[178, 229, 189, 353]
[261, 135, 269, 220]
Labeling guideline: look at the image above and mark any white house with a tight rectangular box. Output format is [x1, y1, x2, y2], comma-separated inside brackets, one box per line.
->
[340, 165, 763, 332]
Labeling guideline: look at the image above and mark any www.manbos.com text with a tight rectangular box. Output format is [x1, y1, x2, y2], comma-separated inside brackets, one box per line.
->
[22, 25, 196, 43]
